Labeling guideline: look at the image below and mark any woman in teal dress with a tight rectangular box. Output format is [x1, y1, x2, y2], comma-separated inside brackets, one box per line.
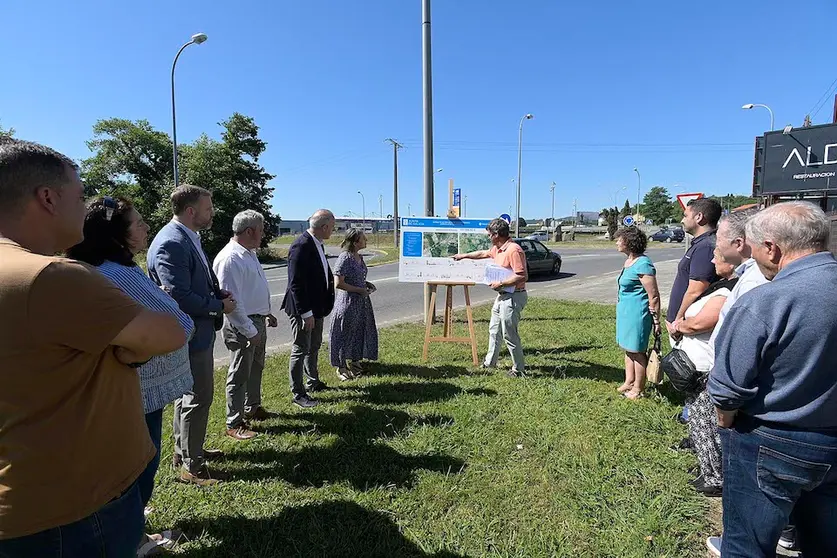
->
[614, 227, 661, 400]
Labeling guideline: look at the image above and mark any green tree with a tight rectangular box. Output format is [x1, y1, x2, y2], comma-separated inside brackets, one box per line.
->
[620, 199, 632, 219]
[81, 113, 278, 257]
[518, 217, 527, 229]
[600, 207, 619, 240]
[642, 186, 673, 225]
[0, 122, 14, 138]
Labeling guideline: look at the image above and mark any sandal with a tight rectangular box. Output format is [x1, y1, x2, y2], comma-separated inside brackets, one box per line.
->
[616, 382, 633, 394]
[337, 367, 353, 382]
[623, 389, 644, 400]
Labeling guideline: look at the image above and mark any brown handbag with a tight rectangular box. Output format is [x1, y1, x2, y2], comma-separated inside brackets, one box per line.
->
[646, 331, 663, 385]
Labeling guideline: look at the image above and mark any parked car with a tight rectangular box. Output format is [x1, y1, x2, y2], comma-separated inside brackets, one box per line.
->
[513, 238, 562, 275]
[525, 230, 549, 242]
[650, 228, 685, 243]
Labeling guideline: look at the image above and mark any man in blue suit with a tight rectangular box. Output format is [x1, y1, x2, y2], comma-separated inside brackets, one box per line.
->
[281, 209, 336, 408]
[147, 185, 236, 486]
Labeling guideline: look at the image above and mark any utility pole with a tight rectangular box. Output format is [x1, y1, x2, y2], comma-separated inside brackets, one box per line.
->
[386, 138, 403, 247]
[573, 198, 578, 238]
[463, 194, 467, 217]
[421, 0, 435, 323]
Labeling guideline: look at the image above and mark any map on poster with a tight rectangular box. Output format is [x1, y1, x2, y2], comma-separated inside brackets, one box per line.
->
[399, 217, 492, 283]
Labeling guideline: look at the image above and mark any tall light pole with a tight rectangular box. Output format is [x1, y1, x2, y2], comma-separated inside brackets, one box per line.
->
[432, 168, 443, 205]
[742, 103, 774, 131]
[357, 191, 366, 227]
[408, 202, 412, 216]
[613, 185, 627, 207]
[633, 167, 641, 217]
[171, 32, 208, 188]
[422, 0, 436, 323]
[550, 181, 556, 232]
[515, 113, 534, 237]
[463, 194, 468, 217]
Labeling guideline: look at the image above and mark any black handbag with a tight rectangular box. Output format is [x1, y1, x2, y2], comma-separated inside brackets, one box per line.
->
[661, 348, 701, 393]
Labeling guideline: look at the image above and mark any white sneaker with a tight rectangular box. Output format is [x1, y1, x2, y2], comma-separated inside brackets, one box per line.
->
[337, 368, 354, 382]
[706, 536, 721, 557]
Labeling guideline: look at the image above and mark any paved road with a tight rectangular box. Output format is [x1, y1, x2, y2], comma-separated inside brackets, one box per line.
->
[213, 246, 686, 364]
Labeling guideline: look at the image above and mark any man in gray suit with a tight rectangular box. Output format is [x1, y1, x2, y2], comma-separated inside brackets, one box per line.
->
[147, 185, 236, 486]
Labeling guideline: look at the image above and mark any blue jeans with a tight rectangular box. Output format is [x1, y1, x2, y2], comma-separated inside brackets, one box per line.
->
[720, 414, 837, 558]
[0, 482, 144, 557]
[137, 409, 163, 508]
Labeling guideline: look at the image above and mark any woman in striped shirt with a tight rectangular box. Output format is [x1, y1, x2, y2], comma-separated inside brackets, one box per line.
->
[67, 196, 193, 555]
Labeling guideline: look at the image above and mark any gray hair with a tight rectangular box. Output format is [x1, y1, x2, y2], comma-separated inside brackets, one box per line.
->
[718, 207, 758, 242]
[0, 139, 78, 216]
[309, 209, 334, 229]
[232, 209, 264, 234]
[486, 218, 511, 238]
[745, 201, 830, 254]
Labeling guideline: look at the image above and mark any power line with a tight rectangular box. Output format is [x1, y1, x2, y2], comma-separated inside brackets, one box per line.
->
[807, 76, 837, 120]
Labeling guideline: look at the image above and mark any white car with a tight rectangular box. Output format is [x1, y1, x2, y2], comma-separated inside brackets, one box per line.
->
[526, 230, 549, 241]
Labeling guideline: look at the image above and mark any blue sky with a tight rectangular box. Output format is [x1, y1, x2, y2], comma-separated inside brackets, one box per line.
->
[3, 0, 836, 220]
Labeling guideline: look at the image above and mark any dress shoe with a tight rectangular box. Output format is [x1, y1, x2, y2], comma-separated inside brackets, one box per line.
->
[226, 425, 258, 441]
[307, 381, 329, 393]
[203, 448, 225, 461]
[177, 465, 223, 487]
[690, 475, 722, 497]
[244, 406, 274, 421]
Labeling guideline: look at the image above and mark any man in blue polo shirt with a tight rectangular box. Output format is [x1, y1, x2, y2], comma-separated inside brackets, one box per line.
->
[666, 197, 723, 339]
[708, 201, 837, 558]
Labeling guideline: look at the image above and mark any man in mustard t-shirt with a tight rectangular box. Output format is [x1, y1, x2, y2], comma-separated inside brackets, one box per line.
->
[454, 218, 529, 376]
[0, 140, 186, 556]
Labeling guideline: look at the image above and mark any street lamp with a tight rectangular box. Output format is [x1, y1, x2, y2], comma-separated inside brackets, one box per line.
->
[171, 32, 208, 188]
[515, 113, 534, 237]
[550, 182, 556, 233]
[633, 168, 641, 217]
[357, 191, 366, 226]
[613, 185, 627, 207]
[463, 194, 468, 217]
[742, 103, 775, 131]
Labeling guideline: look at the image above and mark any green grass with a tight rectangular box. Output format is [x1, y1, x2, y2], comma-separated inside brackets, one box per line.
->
[150, 299, 706, 557]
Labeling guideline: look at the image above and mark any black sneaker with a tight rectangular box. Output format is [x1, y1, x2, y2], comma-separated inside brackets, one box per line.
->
[778, 525, 798, 550]
[690, 475, 722, 497]
[307, 381, 329, 393]
[293, 395, 319, 408]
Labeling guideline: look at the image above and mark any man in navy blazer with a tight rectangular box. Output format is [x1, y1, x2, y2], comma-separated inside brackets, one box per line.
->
[281, 209, 336, 408]
[147, 184, 236, 485]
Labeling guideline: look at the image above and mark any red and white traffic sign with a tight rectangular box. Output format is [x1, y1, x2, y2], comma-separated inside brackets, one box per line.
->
[677, 193, 703, 210]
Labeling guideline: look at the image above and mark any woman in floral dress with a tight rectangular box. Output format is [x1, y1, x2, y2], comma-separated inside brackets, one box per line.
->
[329, 229, 379, 380]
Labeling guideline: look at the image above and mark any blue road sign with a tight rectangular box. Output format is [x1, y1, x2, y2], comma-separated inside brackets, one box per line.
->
[500, 213, 512, 224]
[623, 215, 635, 226]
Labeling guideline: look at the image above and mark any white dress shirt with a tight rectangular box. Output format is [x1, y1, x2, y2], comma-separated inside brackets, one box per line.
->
[213, 239, 272, 338]
[300, 231, 331, 320]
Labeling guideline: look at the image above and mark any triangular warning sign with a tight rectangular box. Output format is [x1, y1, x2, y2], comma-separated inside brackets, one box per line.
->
[677, 193, 703, 210]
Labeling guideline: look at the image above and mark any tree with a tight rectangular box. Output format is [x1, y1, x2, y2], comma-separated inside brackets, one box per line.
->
[600, 207, 619, 240]
[620, 199, 632, 219]
[0, 122, 14, 138]
[81, 113, 278, 256]
[518, 217, 527, 229]
[642, 186, 674, 225]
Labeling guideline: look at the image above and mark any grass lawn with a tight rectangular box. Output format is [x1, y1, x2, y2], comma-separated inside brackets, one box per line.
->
[149, 299, 707, 557]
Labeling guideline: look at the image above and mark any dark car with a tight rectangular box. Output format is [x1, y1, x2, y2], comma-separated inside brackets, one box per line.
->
[650, 228, 685, 243]
[513, 238, 562, 275]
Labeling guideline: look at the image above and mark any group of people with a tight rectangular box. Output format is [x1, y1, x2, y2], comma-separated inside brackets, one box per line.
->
[614, 197, 837, 558]
[0, 139, 379, 557]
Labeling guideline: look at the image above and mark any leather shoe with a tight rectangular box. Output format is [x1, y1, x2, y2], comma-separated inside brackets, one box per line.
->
[226, 425, 258, 440]
[690, 475, 722, 497]
[177, 465, 223, 487]
[172, 453, 183, 470]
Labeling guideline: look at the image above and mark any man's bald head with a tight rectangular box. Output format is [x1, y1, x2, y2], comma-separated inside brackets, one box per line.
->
[308, 209, 335, 240]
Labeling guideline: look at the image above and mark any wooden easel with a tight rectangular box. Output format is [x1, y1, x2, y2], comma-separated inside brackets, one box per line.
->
[422, 281, 479, 366]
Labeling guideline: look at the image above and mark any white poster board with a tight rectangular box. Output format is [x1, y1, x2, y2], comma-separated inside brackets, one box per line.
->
[398, 217, 492, 283]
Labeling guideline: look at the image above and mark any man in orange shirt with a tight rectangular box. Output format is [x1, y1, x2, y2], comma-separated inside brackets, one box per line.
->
[454, 218, 528, 376]
[0, 139, 186, 556]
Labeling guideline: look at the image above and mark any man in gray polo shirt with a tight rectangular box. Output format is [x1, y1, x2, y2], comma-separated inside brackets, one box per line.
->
[708, 201, 837, 558]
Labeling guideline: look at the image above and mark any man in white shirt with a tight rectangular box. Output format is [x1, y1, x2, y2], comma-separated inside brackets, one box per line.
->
[213, 210, 277, 440]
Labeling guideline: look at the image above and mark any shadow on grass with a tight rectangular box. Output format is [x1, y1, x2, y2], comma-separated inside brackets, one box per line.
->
[470, 316, 610, 324]
[225, 442, 466, 489]
[335, 381, 496, 406]
[523, 361, 626, 382]
[522, 343, 606, 355]
[177, 500, 468, 558]
[363, 362, 486, 380]
[253, 405, 453, 440]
